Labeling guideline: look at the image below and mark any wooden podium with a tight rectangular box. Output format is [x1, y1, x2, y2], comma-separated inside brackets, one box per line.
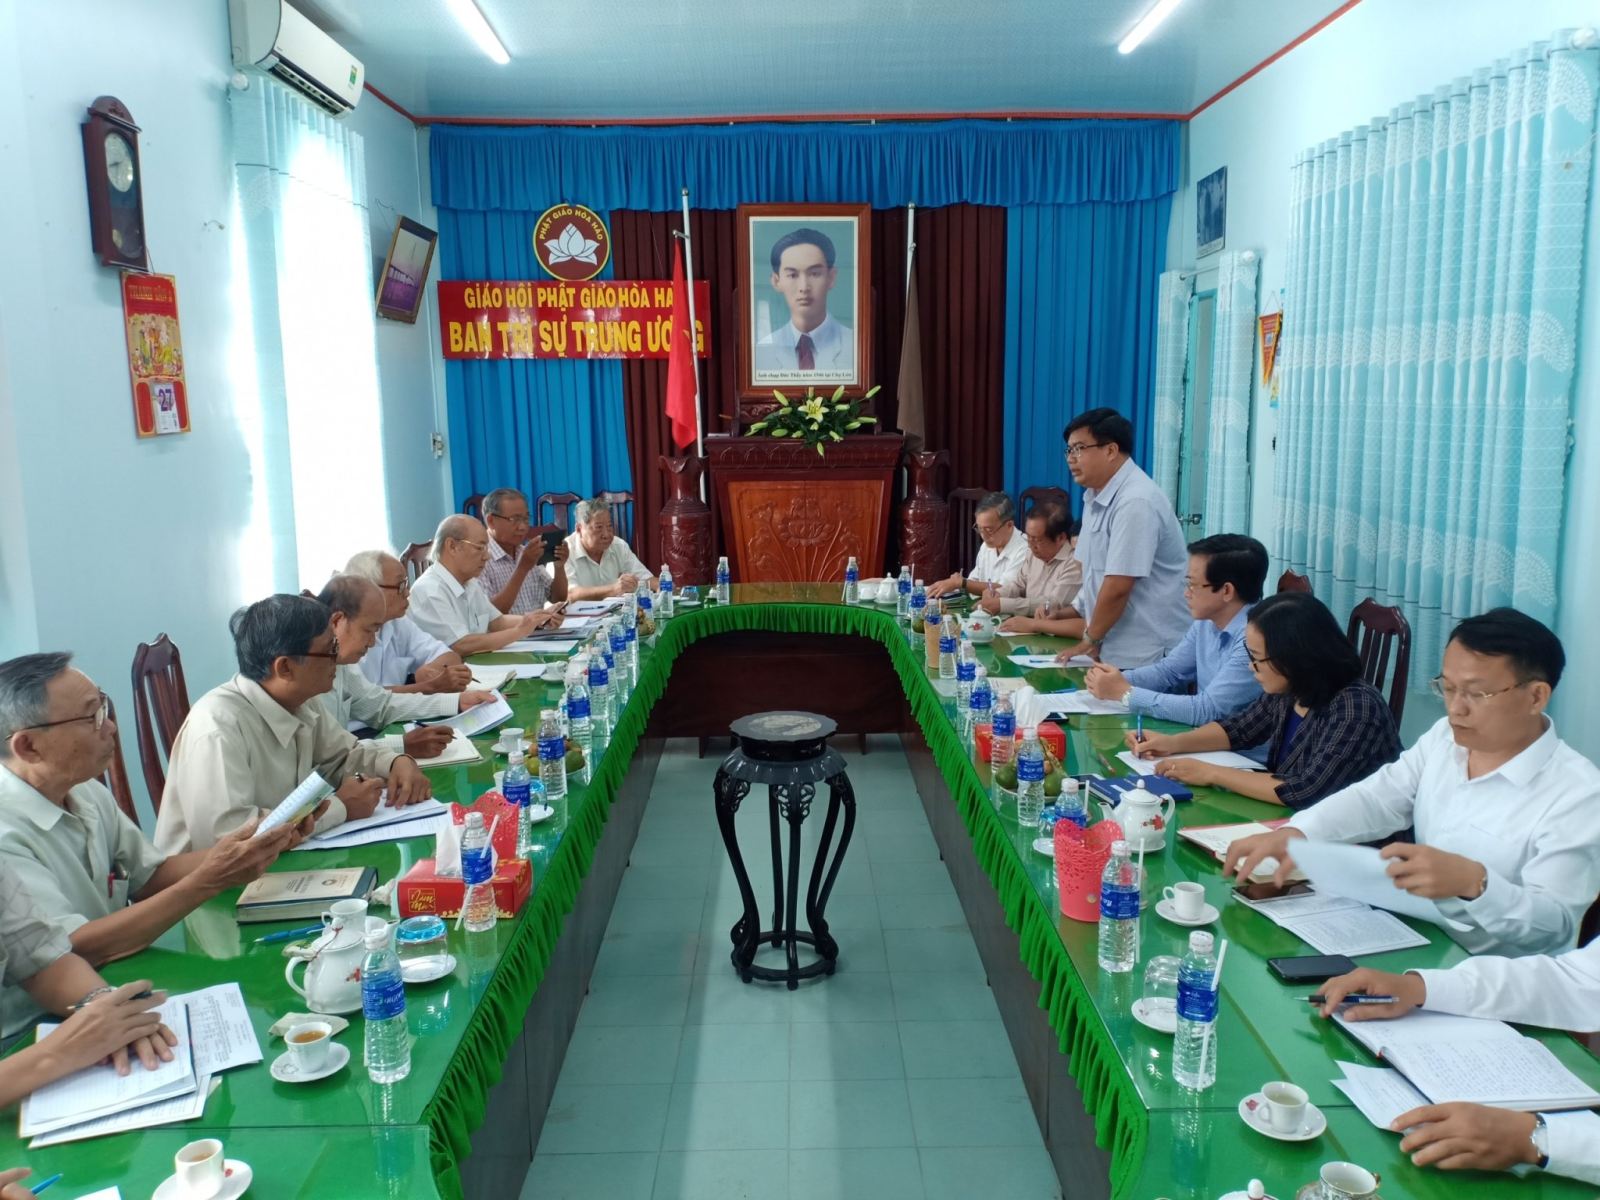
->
[706, 433, 905, 582]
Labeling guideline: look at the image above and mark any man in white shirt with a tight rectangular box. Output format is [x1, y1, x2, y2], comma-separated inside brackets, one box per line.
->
[345, 550, 470, 693]
[1225, 609, 1600, 956]
[409, 515, 553, 654]
[564, 498, 655, 600]
[927, 492, 1030, 599]
[753, 228, 855, 377]
[1313, 944, 1600, 1186]
[478, 487, 570, 614]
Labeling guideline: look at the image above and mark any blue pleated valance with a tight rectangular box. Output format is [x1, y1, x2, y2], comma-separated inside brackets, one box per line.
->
[428, 118, 1180, 213]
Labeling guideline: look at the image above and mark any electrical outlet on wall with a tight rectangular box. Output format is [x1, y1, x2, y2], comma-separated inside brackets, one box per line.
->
[430, 432, 445, 458]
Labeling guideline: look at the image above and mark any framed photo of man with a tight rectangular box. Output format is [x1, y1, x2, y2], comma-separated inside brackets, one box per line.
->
[736, 203, 872, 398]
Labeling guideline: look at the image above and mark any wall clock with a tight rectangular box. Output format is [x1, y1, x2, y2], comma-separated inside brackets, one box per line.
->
[82, 96, 149, 272]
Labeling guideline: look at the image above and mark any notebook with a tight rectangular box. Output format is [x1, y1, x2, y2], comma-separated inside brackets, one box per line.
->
[1117, 749, 1265, 776]
[21, 1003, 195, 1136]
[235, 866, 377, 923]
[1177, 818, 1302, 883]
[1089, 774, 1193, 805]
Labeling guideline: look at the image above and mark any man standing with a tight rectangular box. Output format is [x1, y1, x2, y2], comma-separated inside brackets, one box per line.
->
[479, 487, 570, 615]
[977, 503, 1082, 628]
[344, 550, 470, 694]
[156, 594, 430, 853]
[564, 499, 655, 601]
[1052, 408, 1190, 668]
[753, 228, 854, 375]
[409, 516, 554, 654]
[927, 492, 1030, 600]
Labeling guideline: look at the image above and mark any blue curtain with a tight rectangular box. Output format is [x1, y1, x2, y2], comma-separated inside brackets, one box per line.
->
[1275, 33, 1599, 668]
[1002, 197, 1172, 505]
[438, 211, 631, 506]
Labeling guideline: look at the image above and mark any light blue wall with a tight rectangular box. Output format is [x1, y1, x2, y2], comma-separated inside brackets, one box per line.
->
[1173, 0, 1600, 758]
[0, 0, 445, 821]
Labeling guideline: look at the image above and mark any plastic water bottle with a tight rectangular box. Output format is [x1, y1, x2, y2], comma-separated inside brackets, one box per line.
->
[1096, 840, 1141, 973]
[631, 578, 648, 660]
[967, 666, 992, 753]
[956, 638, 977, 709]
[938, 614, 958, 680]
[658, 564, 674, 618]
[909, 579, 928, 645]
[537, 708, 567, 806]
[1016, 725, 1046, 839]
[361, 926, 411, 1083]
[844, 556, 859, 604]
[501, 747, 533, 851]
[1059, 777, 1087, 829]
[460, 810, 498, 933]
[896, 565, 912, 620]
[600, 639, 619, 723]
[586, 648, 612, 735]
[990, 691, 1015, 809]
[714, 555, 731, 604]
[1173, 931, 1220, 1090]
[608, 619, 631, 702]
[566, 676, 592, 782]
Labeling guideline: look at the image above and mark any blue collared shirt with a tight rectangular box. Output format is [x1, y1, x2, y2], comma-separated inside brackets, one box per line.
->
[1121, 605, 1265, 748]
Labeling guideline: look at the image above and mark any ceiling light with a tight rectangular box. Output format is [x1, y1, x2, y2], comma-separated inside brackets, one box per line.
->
[445, 0, 510, 65]
[1118, 0, 1186, 54]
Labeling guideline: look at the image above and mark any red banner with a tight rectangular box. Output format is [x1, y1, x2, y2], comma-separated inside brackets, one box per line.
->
[121, 272, 190, 438]
[438, 279, 710, 360]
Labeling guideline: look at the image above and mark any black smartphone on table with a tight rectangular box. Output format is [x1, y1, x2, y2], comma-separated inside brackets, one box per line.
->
[1266, 954, 1358, 983]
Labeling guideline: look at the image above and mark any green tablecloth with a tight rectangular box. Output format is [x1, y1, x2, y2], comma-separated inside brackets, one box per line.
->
[5, 586, 1596, 1199]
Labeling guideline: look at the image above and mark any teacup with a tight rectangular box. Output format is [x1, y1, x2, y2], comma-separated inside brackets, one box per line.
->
[1162, 881, 1206, 920]
[1261, 1079, 1308, 1133]
[174, 1137, 226, 1199]
[285, 1020, 333, 1074]
[321, 897, 367, 932]
[496, 727, 525, 753]
[1319, 1161, 1379, 1198]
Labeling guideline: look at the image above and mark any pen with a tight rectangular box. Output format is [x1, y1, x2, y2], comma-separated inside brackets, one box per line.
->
[1306, 994, 1398, 1006]
[67, 988, 152, 1013]
[255, 923, 325, 945]
[29, 1174, 61, 1195]
[1136, 715, 1144, 743]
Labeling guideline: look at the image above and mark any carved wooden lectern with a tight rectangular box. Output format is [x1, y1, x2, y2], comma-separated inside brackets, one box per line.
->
[705, 433, 905, 582]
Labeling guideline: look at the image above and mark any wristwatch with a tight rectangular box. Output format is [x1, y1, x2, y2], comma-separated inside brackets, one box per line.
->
[1530, 1113, 1550, 1169]
[69, 986, 115, 1012]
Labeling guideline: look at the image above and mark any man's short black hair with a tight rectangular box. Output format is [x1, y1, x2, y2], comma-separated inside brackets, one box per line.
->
[1188, 534, 1269, 603]
[770, 227, 837, 272]
[1024, 501, 1075, 541]
[1248, 592, 1363, 708]
[1063, 407, 1134, 458]
[230, 594, 330, 683]
[1448, 607, 1565, 689]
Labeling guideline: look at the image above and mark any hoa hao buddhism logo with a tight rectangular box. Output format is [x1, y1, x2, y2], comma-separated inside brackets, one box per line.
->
[534, 203, 611, 281]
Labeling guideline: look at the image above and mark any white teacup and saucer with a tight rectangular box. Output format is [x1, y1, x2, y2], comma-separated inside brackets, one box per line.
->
[269, 1019, 350, 1084]
[152, 1138, 254, 1200]
[1239, 1080, 1326, 1141]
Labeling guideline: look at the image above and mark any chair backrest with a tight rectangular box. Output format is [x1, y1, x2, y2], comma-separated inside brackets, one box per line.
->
[598, 489, 636, 545]
[1276, 570, 1312, 594]
[1345, 598, 1412, 726]
[400, 540, 433, 585]
[99, 694, 139, 823]
[1582, 893, 1600, 948]
[946, 487, 989, 575]
[537, 491, 583, 533]
[1018, 486, 1071, 526]
[462, 493, 485, 519]
[130, 634, 191, 808]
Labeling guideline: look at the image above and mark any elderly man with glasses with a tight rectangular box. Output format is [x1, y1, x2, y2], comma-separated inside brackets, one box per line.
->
[478, 487, 570, 615]
[926, 492, 1030, 600]
[344, 550, 470, 695]
[564, 498, 654, 601]
[977, 503, 1082, 629]
[409, 515, 556, 654]
[1224, 608, 1600, 957]
[155, 594, 429, 853]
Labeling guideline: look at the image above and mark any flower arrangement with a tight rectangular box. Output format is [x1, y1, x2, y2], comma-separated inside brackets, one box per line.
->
[747, 384, 881, 456]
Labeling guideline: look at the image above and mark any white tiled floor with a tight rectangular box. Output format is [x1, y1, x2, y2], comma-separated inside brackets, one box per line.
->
[521, 736, 1062, 1200]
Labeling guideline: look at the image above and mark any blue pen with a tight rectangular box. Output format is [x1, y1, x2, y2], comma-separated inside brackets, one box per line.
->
[1306, 994, 1399, 1006]
[30, 1174, 62, 1195]
[255, 923, 324, 945]
[1136, 715, 1144, 742]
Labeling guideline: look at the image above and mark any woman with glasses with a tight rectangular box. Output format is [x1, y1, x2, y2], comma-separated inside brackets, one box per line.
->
[1126, 591, 1400, 809]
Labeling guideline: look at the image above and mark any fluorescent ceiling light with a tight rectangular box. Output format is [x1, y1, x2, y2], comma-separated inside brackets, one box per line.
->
[445, 0, 510, 64]
[1118, 0, 1186, 54]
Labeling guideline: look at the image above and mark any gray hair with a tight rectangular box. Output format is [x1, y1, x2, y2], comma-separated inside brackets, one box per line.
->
[575, 497, 611, 526]
[345, 549, 399, 584]
[230, 594, 329, 682]
[430, 514, 478, 563]
[0, 651, 73, 757]
[977, 492, 1015, 523]
[483, 488, 527, 518]
[317, 574, 382, 619]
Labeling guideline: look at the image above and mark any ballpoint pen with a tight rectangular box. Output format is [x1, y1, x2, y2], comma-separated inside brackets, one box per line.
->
[1136, 715, 1144, 743]
[30, 1173, 62, 1194]
[1306, 994, 1398, 1006]
[255, 923, 325, 945]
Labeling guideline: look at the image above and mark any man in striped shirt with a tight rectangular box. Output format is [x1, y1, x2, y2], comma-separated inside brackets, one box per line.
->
[478, 487, 569, 615]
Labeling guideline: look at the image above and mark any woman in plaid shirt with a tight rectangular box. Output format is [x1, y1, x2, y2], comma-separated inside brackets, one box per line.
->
[1125, 592, 1400, 808]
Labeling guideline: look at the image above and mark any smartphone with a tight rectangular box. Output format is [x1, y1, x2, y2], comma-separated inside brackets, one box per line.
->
[1266, 954, 1358, 983]
[538, 528, 563, 564]
[1233, 879, 1314, 904]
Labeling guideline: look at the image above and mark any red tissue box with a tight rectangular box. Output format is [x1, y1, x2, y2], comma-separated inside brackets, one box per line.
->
[452, 793, 520, 860]
[974, 720, 1065, 764]
[397, 856, 532, 919]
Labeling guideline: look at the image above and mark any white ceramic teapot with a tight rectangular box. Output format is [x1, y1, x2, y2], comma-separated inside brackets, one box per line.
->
[284, 900, 382, 1015]
[1101, 781, 1174, 853]
[962, 611, 1001, 644]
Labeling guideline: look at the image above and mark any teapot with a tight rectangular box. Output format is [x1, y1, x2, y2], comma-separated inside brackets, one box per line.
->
[1099, 782, 1174, 853]
[961, 611, 1000, 644]
[285, 901, 384, 1015]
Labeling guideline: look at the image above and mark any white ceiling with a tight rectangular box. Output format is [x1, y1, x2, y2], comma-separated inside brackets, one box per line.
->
[296, 0, 1353, 121]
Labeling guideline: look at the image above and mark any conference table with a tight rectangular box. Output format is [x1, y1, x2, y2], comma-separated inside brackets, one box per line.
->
[6, 584, 1599, 1199]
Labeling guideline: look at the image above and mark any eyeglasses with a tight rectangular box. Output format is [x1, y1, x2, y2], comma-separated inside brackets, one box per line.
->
[1428, 677, 1527, 707]
[378, 579, 410, 596]
[22, 691, 110, 733]
[1183, 579, 1222, 594]
[1063, 441, 1106, 461]
[455, 539, 489, 553]
[488, 512, 530, 527]
[1024, 533, 1060, 547]
[1246, 648, 1273, 669]
[973, 522, 1007, 537]
[299, 636, 341, 662]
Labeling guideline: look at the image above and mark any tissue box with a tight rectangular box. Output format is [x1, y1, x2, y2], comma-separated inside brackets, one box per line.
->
[451, 793, 520, 860]
[974, 720, 1065, 764]
[397, 857, 532, 919]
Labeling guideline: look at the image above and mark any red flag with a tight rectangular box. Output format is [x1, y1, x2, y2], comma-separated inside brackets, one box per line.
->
[665, 239, 699, 450]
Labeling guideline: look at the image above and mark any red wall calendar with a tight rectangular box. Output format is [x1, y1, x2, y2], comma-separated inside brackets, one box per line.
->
[121, 271, 190, 437]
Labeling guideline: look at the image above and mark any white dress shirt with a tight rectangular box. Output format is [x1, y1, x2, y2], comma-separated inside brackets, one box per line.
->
[1413, 939, 1600, 1186]
[358, 615, 454, 688]
[754, 313, 854, 374]
[563, 533, 651, 593]
[1290, 717, 1600, 955]
[322, 664, 455, 732]
[969, 526, 1029, 589]
[408, 563, 501, 646]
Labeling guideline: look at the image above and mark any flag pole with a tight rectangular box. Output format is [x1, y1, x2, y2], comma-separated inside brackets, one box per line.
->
[904, 202, 917, 296]
[677, 187, 706, 502]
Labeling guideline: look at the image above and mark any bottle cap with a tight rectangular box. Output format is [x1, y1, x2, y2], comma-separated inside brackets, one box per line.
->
[1189, 930, 1215, 955]
[1111, 839, 1129, 855]
[364, 926, 390, 950]
[464, 811, 485, 829]
[1021, 725, 1037, 738]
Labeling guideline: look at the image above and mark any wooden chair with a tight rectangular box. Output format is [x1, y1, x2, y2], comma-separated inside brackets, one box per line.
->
[400, 540, 433, 584]
[1346, 598, 1412, 726]
[599, 489, 636, 545]
[1276, 570, 1313, 594]
[462, 493, 485, 519]
[130, 634, 192, 808]
[1018, 486, 1071, 524]
[98, 694, 139, 824]
[537, 491, 583, 532]
[947, 487, 989, 575]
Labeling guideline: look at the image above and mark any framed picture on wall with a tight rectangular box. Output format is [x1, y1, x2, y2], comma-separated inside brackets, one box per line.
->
[375, 216, 438, 323]
[736, 203, 872, 398]
[1197, 167, 1227, 258]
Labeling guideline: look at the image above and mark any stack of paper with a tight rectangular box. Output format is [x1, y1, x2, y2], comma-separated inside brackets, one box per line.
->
[467, 664, 515, 690]
[1117, 749, 1265, 776]
[504, 638, 582, 655]
[435, 692, 514, 738]
[407, 727, 482, 768]
[567, 598, 626, 615]
[293, 798, 451, 852]
[1291, 840, 1472, 931]
[1007, 653, 1074, 669]
[1238, 889, 1429, 956]
[1036, 690, 1130, 717]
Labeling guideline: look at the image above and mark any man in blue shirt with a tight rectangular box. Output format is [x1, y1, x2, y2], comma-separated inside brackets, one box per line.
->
[1082, 533, 1267, 740]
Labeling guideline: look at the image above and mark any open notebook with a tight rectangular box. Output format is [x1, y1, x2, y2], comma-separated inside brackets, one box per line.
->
[1334, 1009, 1600, 1111]
[1177, 819, 1303, 883]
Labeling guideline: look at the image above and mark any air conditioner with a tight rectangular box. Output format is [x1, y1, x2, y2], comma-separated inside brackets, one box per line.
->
[229, 0, 364, 115]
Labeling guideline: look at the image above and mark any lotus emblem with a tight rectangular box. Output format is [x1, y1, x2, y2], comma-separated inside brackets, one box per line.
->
[544, 223, 600, 266]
